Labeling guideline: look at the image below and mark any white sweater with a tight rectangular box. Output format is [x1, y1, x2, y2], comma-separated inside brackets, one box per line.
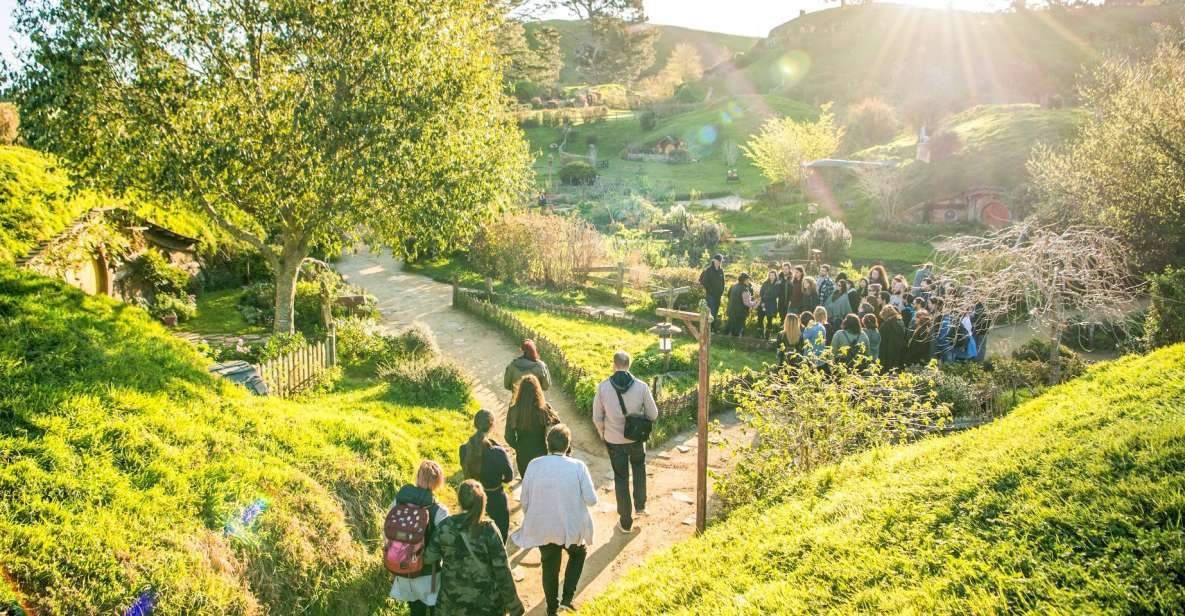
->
[511, 454, 597, 549]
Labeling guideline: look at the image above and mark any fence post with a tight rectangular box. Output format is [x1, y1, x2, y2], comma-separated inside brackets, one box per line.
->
[328, 322, 337, 367]
[615, 261, 625, 301]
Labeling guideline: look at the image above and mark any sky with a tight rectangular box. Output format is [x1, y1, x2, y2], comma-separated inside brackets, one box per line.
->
[0, 0, 1013, 67]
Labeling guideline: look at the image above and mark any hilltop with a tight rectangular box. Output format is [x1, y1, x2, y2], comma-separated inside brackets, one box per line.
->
[526, 19, 758, 86]
[582, 344, 1185, 614]
[700, 3, 1184, 107]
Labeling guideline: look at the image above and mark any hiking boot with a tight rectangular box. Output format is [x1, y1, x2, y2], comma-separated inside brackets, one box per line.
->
[616, 522, 639, 534]
[635, 508, 650, 517]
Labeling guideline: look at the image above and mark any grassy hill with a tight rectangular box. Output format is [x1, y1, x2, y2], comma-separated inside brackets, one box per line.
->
[0, 263, 471, 615]
[845, 103, 1088, 220]
[526, 20, 758, 86]
[0, 146, 230, 263]
[581, 344, 1185, 614]
[702, 4, 1184, 107]
[527, 94, 813, 196]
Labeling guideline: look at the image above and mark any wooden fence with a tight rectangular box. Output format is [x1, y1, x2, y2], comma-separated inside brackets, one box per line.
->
[575, 262, 628, 301]
[256, 331, 337, 398]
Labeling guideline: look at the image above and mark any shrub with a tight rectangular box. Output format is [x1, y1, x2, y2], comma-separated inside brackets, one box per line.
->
[529, 96, 544, 109]
[0, 102, 18, 145]
[912, 363, 978, 418]
[720, 356, 950, 509]
[668, 148, 692, 163]
[650, 267, 706, 311]
[259, 331, 308, 362]
[559, 160, 597, 186]
[798, 216, 851, 262]
[239, 280, 334, 334]
[545, 99, 560, 110]
[150, 292, 198, 322]
[639, 109, 658, 131]
[610, 195, 660, 230]
[129, 250, 190, 296]
[573, 94, 588, 107]
[378, 357, 470, 408]
[470, 212, 606, 289]
[1012, 337, 1086, 382]
[513, 80, 548, 103]
[928, 130, 963, 161]
[842, 97, 902, 152]
[518, 113, 541, 129]
[1145, 266, 1185, 349]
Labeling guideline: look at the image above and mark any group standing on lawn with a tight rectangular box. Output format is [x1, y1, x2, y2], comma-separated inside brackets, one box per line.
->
[700, 256, 989, 368]
[386, 342, 656, 616]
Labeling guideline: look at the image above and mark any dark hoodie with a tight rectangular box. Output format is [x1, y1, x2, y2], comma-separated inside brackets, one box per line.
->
[504, 355, 552, 391]
[610, 370, 635, 394]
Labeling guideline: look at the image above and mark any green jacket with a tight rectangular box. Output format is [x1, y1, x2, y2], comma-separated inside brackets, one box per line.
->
[424, 516, 524, 616]
[504, 356, 551, 391]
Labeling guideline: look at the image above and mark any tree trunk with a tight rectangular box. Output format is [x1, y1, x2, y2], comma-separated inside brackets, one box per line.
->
[1048, 323, 1062, 385]
[273, 251, 305, 335]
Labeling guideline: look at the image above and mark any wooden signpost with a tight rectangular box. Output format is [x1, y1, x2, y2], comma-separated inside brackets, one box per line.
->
[656, 304, 712, 534]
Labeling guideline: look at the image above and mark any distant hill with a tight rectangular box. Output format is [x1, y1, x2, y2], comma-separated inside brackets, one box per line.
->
[525, 19, 759, 86]
[698, 3, 1184, 108]
[583, 342, 1185, 614]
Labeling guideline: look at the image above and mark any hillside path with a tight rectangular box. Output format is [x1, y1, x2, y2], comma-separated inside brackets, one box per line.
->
[336, 248, 748, 615]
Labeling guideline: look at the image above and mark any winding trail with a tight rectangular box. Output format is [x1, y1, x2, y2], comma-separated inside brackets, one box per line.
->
[337, 248, 747, 615]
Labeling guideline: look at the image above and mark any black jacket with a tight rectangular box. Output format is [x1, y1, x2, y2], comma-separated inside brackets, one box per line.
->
[727, 282, 753, 317]
[879, 317, 908, 371]
[699, 264, 725, 297]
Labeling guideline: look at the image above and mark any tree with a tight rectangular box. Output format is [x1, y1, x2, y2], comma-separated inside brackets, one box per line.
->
[636, 42, 703, 99]
[497, 21, 563, 89]
[741, 105, 843, 187]
[15, 0, 529, 334]
[854, 163, 912, 222]
[547, 0, 645, 21]
[1028, 27, 1185, 273]
[938, 225, 1141, 384]
[574, 16, 658, 85]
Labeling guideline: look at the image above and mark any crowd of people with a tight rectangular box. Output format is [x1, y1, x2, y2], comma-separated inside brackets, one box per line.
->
[386, 341, 657, 616]
[699, 255, 990, 368]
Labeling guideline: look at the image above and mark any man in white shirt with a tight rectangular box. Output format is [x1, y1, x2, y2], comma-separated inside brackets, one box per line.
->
[591, 350, 659, 533]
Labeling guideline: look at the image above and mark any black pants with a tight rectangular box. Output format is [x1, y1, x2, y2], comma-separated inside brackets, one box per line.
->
[606, 441, 646, 530]
[540, 543, 588, 615]
[485, 487, 510, 543]
[726, 310, 748, 337]
[408, 601, 432, 616]
[758, 305, 779, 335]
[706, 293, 722, 332]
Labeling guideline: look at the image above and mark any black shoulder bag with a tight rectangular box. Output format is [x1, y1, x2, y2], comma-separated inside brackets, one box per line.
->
[614, 383, 653, 443]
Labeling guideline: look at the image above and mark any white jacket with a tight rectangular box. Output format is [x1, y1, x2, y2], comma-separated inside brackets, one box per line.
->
[511, 454, 597, 549]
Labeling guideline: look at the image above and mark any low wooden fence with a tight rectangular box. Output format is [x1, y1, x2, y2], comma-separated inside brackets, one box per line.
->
[575, 262, 628, 301]
[256, 331, 337, 398]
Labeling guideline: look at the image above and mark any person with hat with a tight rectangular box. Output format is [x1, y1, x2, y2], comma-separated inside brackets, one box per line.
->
[459, 409, 516, 542]
[725, 272, 759, 337]
[698, 253, 726, 333]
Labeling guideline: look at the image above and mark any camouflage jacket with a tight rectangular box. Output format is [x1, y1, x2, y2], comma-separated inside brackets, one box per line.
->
[424, 517, 524, 616]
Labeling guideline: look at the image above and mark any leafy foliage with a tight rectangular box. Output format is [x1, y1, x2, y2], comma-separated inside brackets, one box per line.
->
[128, 251, 190, 297]
[559, 159, 598, 185]
[741, 104, 843, 187]
[841, 97, 901, 153]
[470, 211, 606, 289]
[584, 344, 1185, 615]
[1145, 266, 1185, 349]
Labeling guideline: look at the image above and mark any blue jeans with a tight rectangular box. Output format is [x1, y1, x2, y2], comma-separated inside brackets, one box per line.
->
[606, 441, 647, 530]
[706, 293, 722, 331]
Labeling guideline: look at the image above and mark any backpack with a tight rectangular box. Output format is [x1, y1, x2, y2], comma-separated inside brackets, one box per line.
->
[383, 500, 432, 577]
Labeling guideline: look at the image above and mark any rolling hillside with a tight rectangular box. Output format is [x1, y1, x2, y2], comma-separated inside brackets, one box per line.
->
[700, 3, 1184, 107]
[0, 263, 471, 615]
[526, 19, 758, 86]
[582, 344, 1185, 614]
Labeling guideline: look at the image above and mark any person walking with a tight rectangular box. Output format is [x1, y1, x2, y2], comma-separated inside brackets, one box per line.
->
[512, 425, 597, 616]
[425, 480, 525, 616]
[725, 273, 759, 337]
[831, 313, 871, 366]
[505, 374, 560, 477]
[591, 350, 658, 533]
[758, 270, 781, 337]
[460, 410, 515, 543]
[504, 340, 551, 392]
[878, 305, 908, 371]
[388, 461, 450, 616]
[698, 254, 726, 333]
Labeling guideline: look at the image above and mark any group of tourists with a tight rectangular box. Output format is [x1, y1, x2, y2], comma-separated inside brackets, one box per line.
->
[386, 341, 658, 616]
[700, 256, 989, 368]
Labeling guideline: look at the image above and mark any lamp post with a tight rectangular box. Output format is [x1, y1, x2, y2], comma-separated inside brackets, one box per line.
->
[656, 301, 712, 534]
[646, 321, 683, 399]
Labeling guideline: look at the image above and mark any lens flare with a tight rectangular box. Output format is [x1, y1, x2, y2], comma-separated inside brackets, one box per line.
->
[124, 589, 158, 616]
[224, 498, 269, 538]
[727, 101, 744, 119]
[719, 111, 733, 125]
[774, 50, 812, 86]
[696, 125, 718, 145]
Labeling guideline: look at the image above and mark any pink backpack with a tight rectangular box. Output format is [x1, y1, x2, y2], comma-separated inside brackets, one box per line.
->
[383, 501, 431, 578]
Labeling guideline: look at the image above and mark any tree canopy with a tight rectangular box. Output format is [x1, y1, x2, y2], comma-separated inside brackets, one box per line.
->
[14, 0, 530, 333]
[741, 106, 843, 187]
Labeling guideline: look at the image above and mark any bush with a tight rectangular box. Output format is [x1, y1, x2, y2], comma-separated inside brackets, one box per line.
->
[1146, 267, 1185, 349]
[651, 267, 706, 311]
[129, 250, 190, 296]
[843, 97, 901, 152]
[720, 357, 950, 509]
[912, 363, 978, 418]
[337, 320, 438, 375]
[149, 292, 198, 322]
[559, 160, 597, 186]
[513, 80, 548, 103]
[668, 148, 692, 163]
[238, 280, 334, 334]
[378, 357, 470, 408]
[586, 134, 599, 147]
[529, 96, 544, 109]
[470, 212, 606, 289]
[0, 102, 18, 145]
[259, 331, 308, 362]
[191, 248, 271, 292]
[639, 109, 658, 131]
[798, 216, 852, 262]
[518, 112, 541, 129]
[1012, 337, 1086, 383]
[928, 130, 964, 161]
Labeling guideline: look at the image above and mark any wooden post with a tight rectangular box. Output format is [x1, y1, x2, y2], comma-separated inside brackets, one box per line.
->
[695, 305, 710, 535]
[616, 261, 625, 301]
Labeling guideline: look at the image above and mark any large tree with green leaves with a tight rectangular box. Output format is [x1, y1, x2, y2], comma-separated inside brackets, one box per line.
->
[742, 105, 843, 187]
[547, 0, 657, 85]
[1028, 25, 1185, 273]
[14, 0, 529, 333]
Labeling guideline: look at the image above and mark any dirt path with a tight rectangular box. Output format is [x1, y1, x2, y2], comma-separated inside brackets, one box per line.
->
[337, 248, 748, 614]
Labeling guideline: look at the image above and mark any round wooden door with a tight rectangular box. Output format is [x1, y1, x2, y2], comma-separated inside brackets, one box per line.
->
[981, 201, 1010, 228]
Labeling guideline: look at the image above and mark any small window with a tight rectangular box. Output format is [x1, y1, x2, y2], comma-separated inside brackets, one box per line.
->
[944, 209, 959, 222]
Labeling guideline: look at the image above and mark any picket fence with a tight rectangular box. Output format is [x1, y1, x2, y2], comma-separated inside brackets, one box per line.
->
[256, 332, 337, 398]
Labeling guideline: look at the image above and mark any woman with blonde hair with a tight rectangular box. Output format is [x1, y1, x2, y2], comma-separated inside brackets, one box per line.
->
[388, 460, 449, 616]
[506, 374, 560, 476]
[775, 312, 805, 367]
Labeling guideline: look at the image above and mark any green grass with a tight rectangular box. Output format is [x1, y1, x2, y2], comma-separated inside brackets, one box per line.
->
[847, 237, 935, 269]
[0, 263, 472, 615]
[695, 200, 810, 238]
[526, 95, 815, 197]
[582, 344, 1185, 614]
[404, 256, 635, 308]
[0, 145, 233, 263]
[176, 288, 267, 336]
